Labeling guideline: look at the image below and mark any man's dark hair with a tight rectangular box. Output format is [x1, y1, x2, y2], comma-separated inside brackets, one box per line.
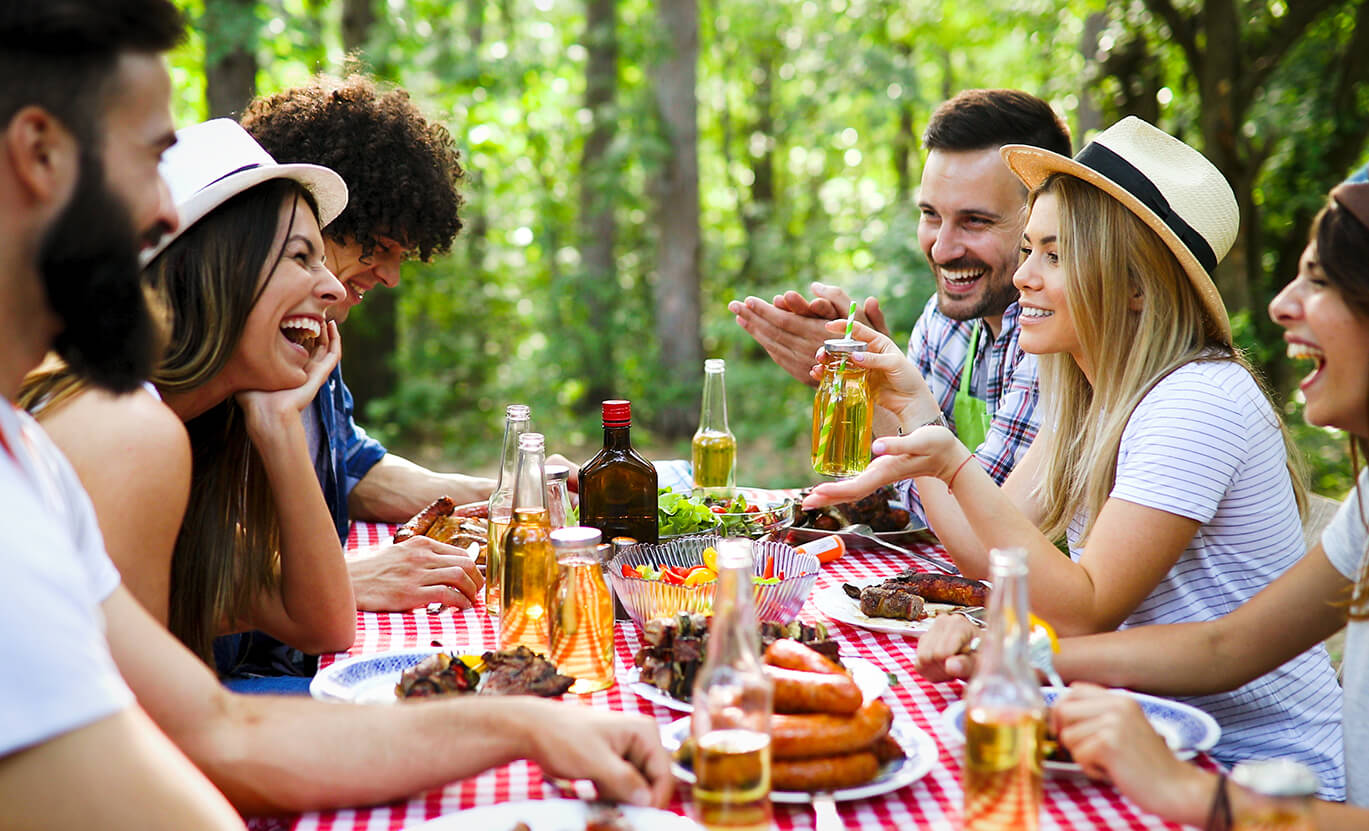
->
[0, 0, 184, 149]
[243, 73, 464, 262]
[923, 89, 1071, 157]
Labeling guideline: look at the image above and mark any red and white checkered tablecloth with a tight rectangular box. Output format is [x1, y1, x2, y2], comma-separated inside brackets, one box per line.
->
[280, 521, 1197, 831]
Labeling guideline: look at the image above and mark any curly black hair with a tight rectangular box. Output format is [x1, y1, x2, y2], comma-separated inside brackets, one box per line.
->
[242, 73, 463, 262]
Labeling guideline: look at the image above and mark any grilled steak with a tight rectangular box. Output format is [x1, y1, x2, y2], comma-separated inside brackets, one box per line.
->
[478, 646, 576, 697]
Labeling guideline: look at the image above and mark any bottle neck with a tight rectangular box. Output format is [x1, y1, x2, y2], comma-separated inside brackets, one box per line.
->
[496, 418, 532, 487]
[510, 445, 547, 512]
[699, 369, 729, 432]
[706, 553, 762, 668]
[976, 551, 1032, 681]
[602, 421, 633, 450]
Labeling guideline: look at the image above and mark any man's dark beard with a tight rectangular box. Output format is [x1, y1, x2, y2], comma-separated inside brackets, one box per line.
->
[935, 257, 1021, 322]
[38, 152, 161, 393]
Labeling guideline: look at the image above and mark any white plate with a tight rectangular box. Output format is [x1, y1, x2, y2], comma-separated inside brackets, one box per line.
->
[410, 798, 703, 830]
[941, 686, 1221, 776]
[628, 657, 891, 714]
[662, 716, 936, 803]
[813, 576, 973, 636]
[310, 647, 473, 704]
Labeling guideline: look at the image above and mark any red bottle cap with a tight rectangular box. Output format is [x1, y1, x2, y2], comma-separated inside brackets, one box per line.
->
[602, 399, 631, 425]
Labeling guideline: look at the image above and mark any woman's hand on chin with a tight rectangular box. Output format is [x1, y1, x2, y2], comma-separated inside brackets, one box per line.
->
[802, 425, 964, 507]
[238, 320, 341, 429]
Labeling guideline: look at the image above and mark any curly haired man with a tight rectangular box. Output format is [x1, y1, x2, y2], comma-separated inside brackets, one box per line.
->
[242, 76, 493, 617]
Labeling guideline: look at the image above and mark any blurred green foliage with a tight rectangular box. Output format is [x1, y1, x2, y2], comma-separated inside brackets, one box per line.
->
[169, 0, 1367, 492]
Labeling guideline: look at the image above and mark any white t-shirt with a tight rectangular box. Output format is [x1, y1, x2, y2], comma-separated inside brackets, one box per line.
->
[0, 400, 132, 757]
[1320, 470, 1369, 805]
[1067, 360, 1345, 798]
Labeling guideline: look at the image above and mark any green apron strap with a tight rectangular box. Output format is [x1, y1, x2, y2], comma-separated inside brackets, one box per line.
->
[952, 321, 991, 451]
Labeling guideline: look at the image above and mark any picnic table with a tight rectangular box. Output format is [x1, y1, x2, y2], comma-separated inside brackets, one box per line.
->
[279, 519, 1199, 831]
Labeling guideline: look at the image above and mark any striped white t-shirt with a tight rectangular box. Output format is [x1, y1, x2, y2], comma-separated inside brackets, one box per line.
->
[1067, 360, 1345, 799]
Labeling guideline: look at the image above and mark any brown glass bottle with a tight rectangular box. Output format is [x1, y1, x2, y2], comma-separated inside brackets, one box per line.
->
[580, 400, 659, 544]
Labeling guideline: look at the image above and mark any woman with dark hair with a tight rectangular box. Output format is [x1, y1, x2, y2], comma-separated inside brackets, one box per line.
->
[1012, 182, 1369, 824]
[22, 119, 356, 664]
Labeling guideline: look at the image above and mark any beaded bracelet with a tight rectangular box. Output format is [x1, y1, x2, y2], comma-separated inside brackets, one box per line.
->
[946, 453, 977, 493]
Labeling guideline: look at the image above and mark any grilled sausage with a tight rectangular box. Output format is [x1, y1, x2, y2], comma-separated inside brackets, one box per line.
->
[453, 501, 489, 519]
[772, 751, 880, 791]
[888, 573, 988, 606]
[859, 586, 925, 620]
[766, 666, 862, 715]
[394, 496, 456, 542]
[764, 639, 845, 676]
[771, 699, 892, 759]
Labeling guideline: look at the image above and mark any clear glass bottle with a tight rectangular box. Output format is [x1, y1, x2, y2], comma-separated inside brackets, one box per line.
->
[963, 547, 1045, 831]
[580, 400, 658, 544]
[545, 464, 574, 530]
[486, 404, 532, 617]
[690, 538, 772, 831]
[549, 526, 615, 694]
[609, 536, 637, 621]
[811, 338, 873, 478]
[499, 432, 555, 654]
[1231, 759, 1318, 831]
[692, 358, 737, 496]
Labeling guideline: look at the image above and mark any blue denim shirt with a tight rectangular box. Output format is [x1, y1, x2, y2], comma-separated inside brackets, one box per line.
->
[1348, 162, 1369, 184]
[315, 364, 387, 543]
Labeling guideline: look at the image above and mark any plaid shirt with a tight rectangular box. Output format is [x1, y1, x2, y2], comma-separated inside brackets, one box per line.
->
[901, 296, 1040, 521]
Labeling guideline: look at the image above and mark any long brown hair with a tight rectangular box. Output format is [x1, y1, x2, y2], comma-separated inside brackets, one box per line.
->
[1312, 199, 1369, 620]
[1031, 174, 1306, 546]
[21, 179, 319, 663]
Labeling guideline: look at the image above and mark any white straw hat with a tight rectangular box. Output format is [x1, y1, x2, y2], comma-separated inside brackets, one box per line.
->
[1000, 116, 1237, 342]
[141, 118, 348, 266]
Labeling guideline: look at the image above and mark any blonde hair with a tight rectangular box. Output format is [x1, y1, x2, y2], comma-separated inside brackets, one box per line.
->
[1031, 174, 1305, 545]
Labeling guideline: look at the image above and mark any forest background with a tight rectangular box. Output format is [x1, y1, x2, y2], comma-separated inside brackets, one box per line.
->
[173, 0, 1369, 495]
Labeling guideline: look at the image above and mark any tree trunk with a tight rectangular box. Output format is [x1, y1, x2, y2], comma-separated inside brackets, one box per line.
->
[203, 0, 258, 119]
[578, 0, 619, 408]
[738, 42, 775, 282]
[330, 0, 396, 417]
[342, 0, 375, 53]
[652, 0, 703, 438]
[1076, 13, 1106, 141]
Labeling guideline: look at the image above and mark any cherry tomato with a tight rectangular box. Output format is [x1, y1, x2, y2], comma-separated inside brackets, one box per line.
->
[710, 505, 727, 514]
[621, 564, 636, 579]
[744, 504, 760, 513]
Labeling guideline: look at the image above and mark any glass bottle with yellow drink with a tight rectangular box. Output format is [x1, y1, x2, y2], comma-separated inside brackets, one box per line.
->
[549, 526, 615, 693]
[811, 338, 872, 478]
[963, 547, 1045, 831]
[690, 538, 773, 831]
[499, 432, 555, 654]
[486, 404, 532, 617]
[692, 358, 736, 495]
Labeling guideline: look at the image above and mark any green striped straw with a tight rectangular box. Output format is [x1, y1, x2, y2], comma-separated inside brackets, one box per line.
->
[815, 301, 859, 468]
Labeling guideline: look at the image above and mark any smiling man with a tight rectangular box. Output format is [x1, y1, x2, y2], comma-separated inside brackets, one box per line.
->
[242, 76, 496, 615]
[730, 89, 1069, 518]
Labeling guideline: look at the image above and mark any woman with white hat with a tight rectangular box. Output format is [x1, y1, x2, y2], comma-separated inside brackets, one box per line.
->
[805, 117, 1344, 795]
[1042, 181, 1369, 823]
[22, 118, 357, 665]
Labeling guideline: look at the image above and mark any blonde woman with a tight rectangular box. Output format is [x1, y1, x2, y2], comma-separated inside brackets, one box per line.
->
[1036, 182, 1369, 824]
[807, 117, 1343, 795]
[22, 119, 356, 665]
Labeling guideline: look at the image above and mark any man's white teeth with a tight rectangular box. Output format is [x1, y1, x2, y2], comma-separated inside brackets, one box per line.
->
[1020, 306, 1054, 319]
[1286, 342, 1324, 363]
[942, 269, 983, 286]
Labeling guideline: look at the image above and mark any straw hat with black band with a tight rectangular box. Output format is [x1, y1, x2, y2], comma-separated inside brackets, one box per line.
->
[1000, 115, 1238, 343]
[141, 118, 348, 267]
